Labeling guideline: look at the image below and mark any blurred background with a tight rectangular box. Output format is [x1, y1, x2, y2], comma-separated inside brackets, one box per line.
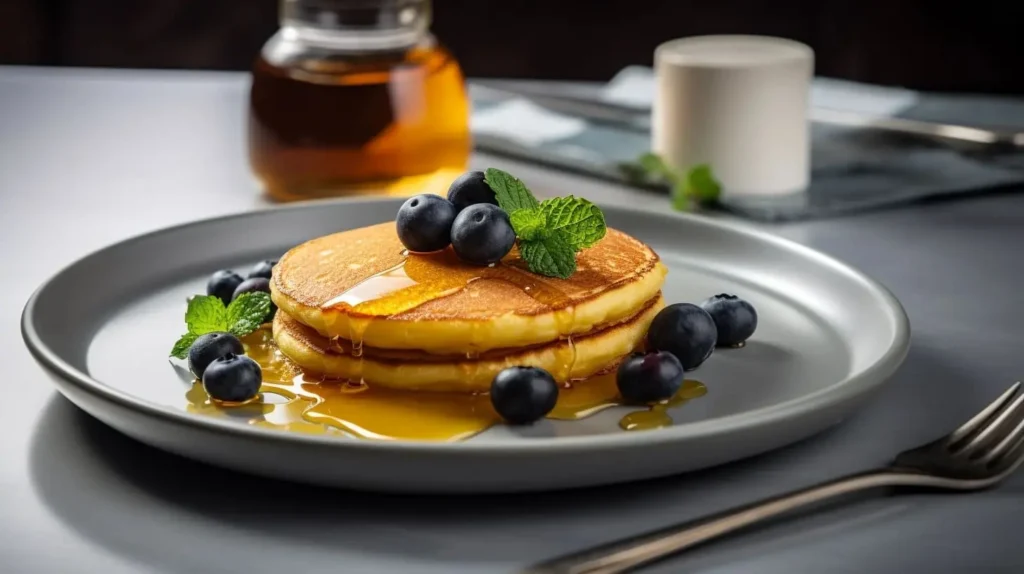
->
[2, 0, 1024, 93]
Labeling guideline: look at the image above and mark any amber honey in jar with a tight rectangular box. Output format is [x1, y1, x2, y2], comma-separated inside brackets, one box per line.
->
[248, 0, 471, 201]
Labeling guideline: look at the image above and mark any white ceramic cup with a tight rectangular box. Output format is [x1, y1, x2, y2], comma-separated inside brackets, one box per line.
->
[653, 35, 814, 197]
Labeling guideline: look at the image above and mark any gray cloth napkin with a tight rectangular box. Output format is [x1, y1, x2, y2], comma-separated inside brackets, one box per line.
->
[470, 66, 1024, 221]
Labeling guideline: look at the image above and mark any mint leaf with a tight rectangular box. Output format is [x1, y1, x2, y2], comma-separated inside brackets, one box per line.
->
[484, 168, 540, 214]
[172, 295, 228, 358]
[638, 152, 672, 178]
[519, 231, 577, 279]
[170, 332, 199, 360]
[618, 162, 650, 186]
[483, 166, 610, 279]
[619, 153, 670, 189]
[539, 196, 606, 250]
[671, 164, 722, 211]
[671, 180, 692, 211]
[619, 153, 721, 212]
[226, 291, 273, 337]
[509, 207, 549, 241]
[619, 152, 673, 185]
[185, 295, 227, 335]
[685, 164, 721, 203]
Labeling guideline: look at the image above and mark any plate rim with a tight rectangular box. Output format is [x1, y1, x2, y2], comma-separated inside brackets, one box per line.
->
[22, 197, 911, 455]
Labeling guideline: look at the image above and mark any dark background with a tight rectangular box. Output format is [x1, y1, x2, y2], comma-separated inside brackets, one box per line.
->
[2, 0, 1023, 93]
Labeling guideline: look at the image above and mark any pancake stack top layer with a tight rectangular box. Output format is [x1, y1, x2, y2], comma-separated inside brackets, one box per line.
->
[271, 222, 666, 354]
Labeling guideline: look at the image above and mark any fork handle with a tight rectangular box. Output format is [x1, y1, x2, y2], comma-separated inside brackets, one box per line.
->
[525, 469, 923, 574]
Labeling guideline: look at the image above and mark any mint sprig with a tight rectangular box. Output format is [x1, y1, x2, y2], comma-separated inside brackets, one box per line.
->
[539, 196, 606, 250]
[509, 208, 548, 241]
[185, 295, 227, 334]
[520, 231, 578, 278]
[484, 168, 606, 279]
[225, 292, 273, 336]
[619, 153, 721, 212]
[681, 164, 721, 203]
[484, 168, 540, 214]
[170, 332, 200, 360]
[170, 292, 272, 359]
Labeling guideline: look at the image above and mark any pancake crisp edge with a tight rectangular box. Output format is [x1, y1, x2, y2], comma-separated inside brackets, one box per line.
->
[273, 293, 665, 392]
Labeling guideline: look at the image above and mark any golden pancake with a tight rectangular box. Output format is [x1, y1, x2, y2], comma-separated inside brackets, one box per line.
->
[273, 294, 664, 392]
[271, 222, 665, 354]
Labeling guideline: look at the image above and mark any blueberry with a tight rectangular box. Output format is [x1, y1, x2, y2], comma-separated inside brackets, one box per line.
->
[701, 294, 758, 347]
[446, 171, 497, 212]
[451, 204, 516, 265]
[233, 277, 277, 320]
[202, 353, 262, 402]
[646, 303, 718, 370]
[206, 270, 244, 305]
[188, 332, 244, 379]
[247, 259, 277, 280]
[616, 351, 685, 404]
[490, 366, 559, 425]
[233, 277, 270, 297]
[396, 194, 458, 253]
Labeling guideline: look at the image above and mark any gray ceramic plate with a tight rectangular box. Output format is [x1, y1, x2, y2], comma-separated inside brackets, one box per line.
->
[22, 198, 909, 493]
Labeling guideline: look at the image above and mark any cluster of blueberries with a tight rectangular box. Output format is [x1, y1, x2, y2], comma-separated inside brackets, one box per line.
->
[206, 259, 278, 309]
[489, 294, 758, 425]
[396, 171, 517, 265]
[186, 260, 279, 402]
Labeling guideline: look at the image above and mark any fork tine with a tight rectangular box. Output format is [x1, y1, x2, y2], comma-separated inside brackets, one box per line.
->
[956, 391, 1024, 457]
[980, 413, 1024, 464]
[984, 428, 1024, 476]
[947, 382, 1022, 445]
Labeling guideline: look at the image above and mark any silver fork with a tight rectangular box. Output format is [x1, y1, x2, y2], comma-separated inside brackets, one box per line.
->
[524, 382, 1024, 574]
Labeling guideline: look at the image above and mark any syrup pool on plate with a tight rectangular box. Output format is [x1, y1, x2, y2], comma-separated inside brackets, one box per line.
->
[183, 328, 708, 441]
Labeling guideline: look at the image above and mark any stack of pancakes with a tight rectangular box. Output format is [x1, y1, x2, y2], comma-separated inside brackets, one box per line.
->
[270, 222, 667, 393]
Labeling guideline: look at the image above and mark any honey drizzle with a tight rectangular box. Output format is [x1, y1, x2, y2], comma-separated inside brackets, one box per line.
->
[182, 328, 707, 441]
[320, 249, 576, 341]
[618, 381, 708, 431]
[321, 250, 574, 313]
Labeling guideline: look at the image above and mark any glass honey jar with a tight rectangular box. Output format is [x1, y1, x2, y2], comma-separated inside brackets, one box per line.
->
[248, 0, 471, 200]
